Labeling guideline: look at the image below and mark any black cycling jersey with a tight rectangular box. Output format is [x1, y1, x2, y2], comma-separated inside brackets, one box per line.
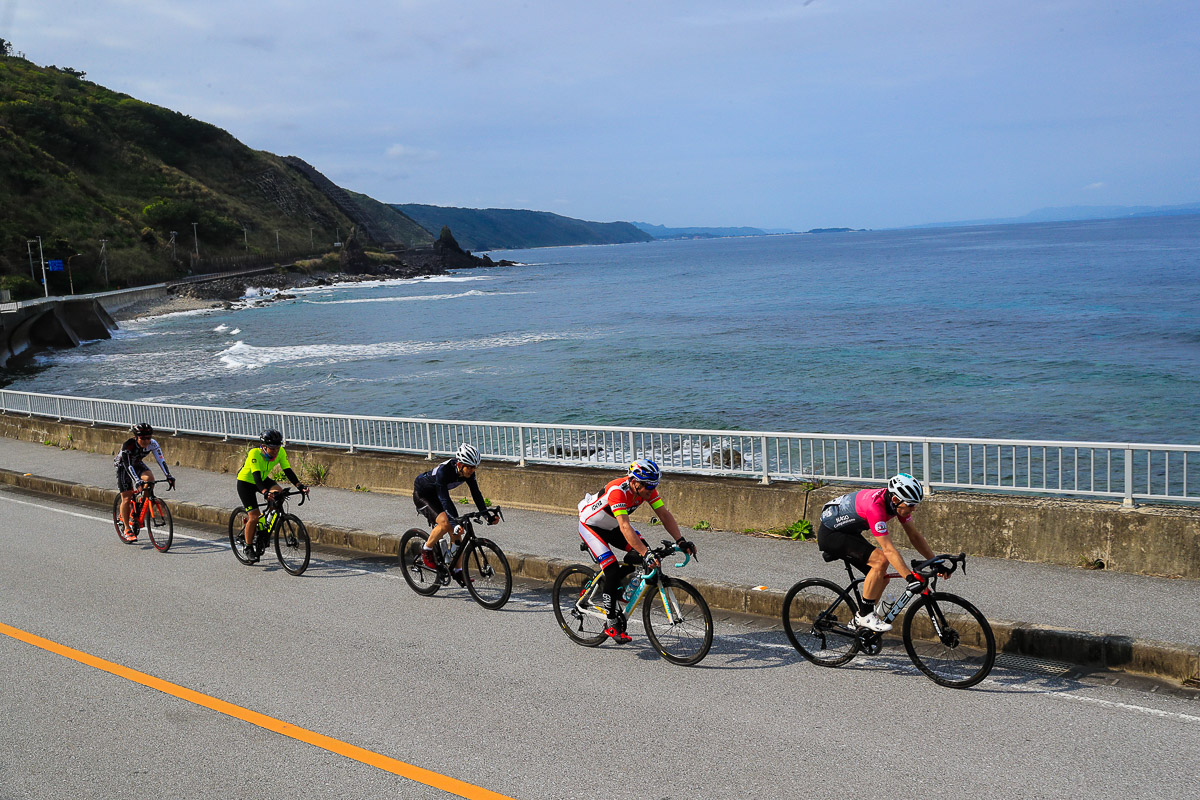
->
[113, 437, 171, 482]
[413, 458, 487, 523]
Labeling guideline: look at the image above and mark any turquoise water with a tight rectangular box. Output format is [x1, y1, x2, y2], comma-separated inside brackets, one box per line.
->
[7, 215, 1200, 443]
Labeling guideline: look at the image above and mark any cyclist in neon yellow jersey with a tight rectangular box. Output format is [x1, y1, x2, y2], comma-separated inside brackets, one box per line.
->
[235, 429, 308, 562]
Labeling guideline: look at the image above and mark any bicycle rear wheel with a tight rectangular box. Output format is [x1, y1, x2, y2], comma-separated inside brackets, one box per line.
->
[398, 528, 441, 596]
[461, 538, 512, 609]
[147, 498, 174, 552]
[642, 577, 713, 666]
[552, 565, 607, 646]
[274, 514, 311, 576]
[112, 494, 136, 544]
[902, 592, 996, 689]
[228, 508, 257, 565]
[782, 578, 861, 667]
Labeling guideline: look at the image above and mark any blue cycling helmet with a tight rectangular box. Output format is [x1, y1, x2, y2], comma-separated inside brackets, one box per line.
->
[627, 458, 661, 488]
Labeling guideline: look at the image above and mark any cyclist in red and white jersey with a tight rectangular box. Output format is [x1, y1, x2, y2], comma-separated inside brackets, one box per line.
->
[577, 458, 696, 642]
[817, 473, 935, 632]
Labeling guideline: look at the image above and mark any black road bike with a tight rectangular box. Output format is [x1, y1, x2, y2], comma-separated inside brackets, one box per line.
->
[398, 508, 512, 610]
[782, 552, 996, 689]
[227, 489, 311, 576]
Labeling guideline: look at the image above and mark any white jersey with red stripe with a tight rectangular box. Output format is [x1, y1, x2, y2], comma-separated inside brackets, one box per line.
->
[578, 476, 663, 530]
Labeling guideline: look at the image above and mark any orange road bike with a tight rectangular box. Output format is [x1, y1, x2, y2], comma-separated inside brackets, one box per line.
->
[112, 479, 174, 552]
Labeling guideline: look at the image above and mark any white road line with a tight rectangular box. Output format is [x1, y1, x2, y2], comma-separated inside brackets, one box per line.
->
[1041, 689, 1200, 724]
[0, 493, 112, 522]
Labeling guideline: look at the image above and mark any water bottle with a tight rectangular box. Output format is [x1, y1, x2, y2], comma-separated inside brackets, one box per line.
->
[622, 571, 638, 602]
[439, 537, 451, 563]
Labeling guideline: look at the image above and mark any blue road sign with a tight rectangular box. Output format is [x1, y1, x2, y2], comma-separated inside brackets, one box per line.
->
[47, 259, 64, 271]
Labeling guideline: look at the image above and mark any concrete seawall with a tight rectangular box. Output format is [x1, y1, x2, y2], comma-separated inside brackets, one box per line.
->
[5, 415, 1198, 579]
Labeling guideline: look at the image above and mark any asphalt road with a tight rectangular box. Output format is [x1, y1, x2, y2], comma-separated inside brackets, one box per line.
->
[0, 436, 1196, 648]
[2, 486, 1198, 799]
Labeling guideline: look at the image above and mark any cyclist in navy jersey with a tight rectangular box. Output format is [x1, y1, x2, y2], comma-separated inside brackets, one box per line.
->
[114, 422, 175, 541]
[412, 443, 499, 583]
[817, 473, 935, 632]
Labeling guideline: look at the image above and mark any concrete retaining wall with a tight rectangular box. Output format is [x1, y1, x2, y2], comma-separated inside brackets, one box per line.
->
[4, 415, 1198, 579]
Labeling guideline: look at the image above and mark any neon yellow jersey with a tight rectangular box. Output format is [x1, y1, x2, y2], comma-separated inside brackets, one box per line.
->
[237, 446, 291, 484]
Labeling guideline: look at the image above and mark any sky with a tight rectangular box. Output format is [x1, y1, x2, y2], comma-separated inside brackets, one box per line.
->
[6, 0, 1200, 230]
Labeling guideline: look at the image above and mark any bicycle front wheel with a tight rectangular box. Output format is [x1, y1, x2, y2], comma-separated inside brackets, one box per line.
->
[398, 529, 441, 596]
[228, 508, 257, 565]
[147, 498, 174, 552]
[462, 538, 512, 610]
[113, 494, 136, 544]
[552, 565, 607, 646]
[642, 577, 713, 666]
[782, 578, 861, 667]
[274, 514, 311, 576]
[902, 592, 996, 689]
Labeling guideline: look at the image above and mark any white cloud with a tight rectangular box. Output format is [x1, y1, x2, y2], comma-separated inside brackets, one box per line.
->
[1084, 182, 1106, 191]
[385, 143, 439, 162]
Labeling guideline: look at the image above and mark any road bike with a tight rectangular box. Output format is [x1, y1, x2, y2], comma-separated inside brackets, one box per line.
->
[227, 488, 311, 576]
[398, 507, 511, 610]
[112, 479, 174, 552]
[552, 540, 713, 666]
[782, 552, 995, 688]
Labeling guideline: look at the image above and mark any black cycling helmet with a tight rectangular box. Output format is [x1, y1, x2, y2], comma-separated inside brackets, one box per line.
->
[259, 429, 284, 447]
[133, 422, 153, 436]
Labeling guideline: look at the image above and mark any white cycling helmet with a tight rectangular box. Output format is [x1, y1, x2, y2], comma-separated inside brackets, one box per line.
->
[455, 442, 482, 467]
[887, 472, 924, 505]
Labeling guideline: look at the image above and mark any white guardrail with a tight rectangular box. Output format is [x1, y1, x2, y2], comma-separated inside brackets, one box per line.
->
[2, 389, 1198, 506]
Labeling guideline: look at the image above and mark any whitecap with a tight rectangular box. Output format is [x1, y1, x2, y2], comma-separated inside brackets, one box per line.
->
[300, 289, 530, 306]
[213, 324, 229, 332]
[230, 328, 241, 335]
[217, 331, 579, 370]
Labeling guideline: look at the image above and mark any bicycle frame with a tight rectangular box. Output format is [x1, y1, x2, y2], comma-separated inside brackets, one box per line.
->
[574, 547, 694, 624]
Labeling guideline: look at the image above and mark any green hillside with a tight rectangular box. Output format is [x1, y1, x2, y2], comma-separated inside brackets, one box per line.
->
[393, 204, 653, 251]
[0, 55, 429, 298]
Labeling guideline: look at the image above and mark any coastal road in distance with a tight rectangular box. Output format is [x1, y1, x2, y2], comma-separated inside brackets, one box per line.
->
[1, 486, 1197, 799]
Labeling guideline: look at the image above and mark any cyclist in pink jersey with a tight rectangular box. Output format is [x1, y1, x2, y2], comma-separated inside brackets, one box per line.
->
[577, 458, 696, 642]
[817, 473, 936, 632]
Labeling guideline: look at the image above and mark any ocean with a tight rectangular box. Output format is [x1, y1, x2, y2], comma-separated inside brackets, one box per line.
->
[6, 215, 1200, 444]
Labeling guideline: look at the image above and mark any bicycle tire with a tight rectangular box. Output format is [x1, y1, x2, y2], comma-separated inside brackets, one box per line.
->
[147, 498, 174, 552]
[902, 592, 996, 689]
[228, 508, 257, 566]
[461, 538, 512, 610]
[398, 528, 441, 596]
[642, 576, 713, 666]
[274, 514, 311, 576]
[552, 565, 607, 646]
[782, 578, 861, 667]
[112, 494, 137, 544]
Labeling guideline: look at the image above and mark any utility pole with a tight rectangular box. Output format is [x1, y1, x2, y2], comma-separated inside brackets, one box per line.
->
[243, 227, 248, 252]
[67, 253, 81, 295]
[169, 231, 178, 261]
[26, 239, 37, 282]
[99, 239, 109, 287]
[275, 230, 280, 253]
[37, 236, 47, 297]
[309, 228, 314, 248]
[191, 222, 199, 257]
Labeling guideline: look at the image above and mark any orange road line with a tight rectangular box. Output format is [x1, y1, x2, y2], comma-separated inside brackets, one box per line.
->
[0, 621, 517, 800]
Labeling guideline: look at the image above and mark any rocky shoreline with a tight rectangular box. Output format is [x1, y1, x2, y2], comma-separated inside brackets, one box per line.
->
[114, 245, 518, 321]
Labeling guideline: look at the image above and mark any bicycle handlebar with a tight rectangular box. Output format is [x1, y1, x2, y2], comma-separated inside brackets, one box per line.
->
[136, 478, 174, 492]
[910, 552, 967, 579]
[268, 487, 308, 508]
[459, 507, 503, 524]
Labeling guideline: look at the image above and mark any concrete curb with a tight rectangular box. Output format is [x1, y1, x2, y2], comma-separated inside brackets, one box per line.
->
[5, 467, 1197, 684]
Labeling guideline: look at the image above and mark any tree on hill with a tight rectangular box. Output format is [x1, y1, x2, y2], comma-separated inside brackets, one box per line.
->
[0, 39, 13, 57]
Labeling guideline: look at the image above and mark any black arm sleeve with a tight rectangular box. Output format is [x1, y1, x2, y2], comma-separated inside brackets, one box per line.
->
[466, 475, 487, 515]
[283, 467, 300, 486]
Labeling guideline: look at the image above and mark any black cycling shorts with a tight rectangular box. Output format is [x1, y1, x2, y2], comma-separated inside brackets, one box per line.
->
[237, 479, 276, 511]
[413, 490, 446, 527]
[816, 523, 874, 574]
[116, 462, 149, 493]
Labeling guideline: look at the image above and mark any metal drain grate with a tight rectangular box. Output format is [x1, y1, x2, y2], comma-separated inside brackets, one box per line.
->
[995, 653, 1075, 676]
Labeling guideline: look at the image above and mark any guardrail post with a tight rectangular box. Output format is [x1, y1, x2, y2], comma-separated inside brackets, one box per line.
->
[518, 427, 526, 467]
[221, 410, 230, 441]
[628, 430, 635, 461]
[90, 399, 96, 427]
[55, 396, 62, 421]
[760, 435, 770, 485]
[171, 406, 179, 436]
[1123, 448, 1135, 508]
[922, 440, 932, 497]
[347, 418, 356, 454]
[425, 422, 433, 459]
[127, 402, 134, 428]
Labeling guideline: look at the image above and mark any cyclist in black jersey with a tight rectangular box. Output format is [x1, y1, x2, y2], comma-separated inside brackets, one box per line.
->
[412, 443, 499, 583]
[114, 423, 175, 541]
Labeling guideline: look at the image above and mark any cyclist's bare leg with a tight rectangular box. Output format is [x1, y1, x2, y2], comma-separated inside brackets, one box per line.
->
[119, 489, 137, 528]
[861, 548, 892, 605]
[424, 511, 462, 564]
[244, 508, 260, 548]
